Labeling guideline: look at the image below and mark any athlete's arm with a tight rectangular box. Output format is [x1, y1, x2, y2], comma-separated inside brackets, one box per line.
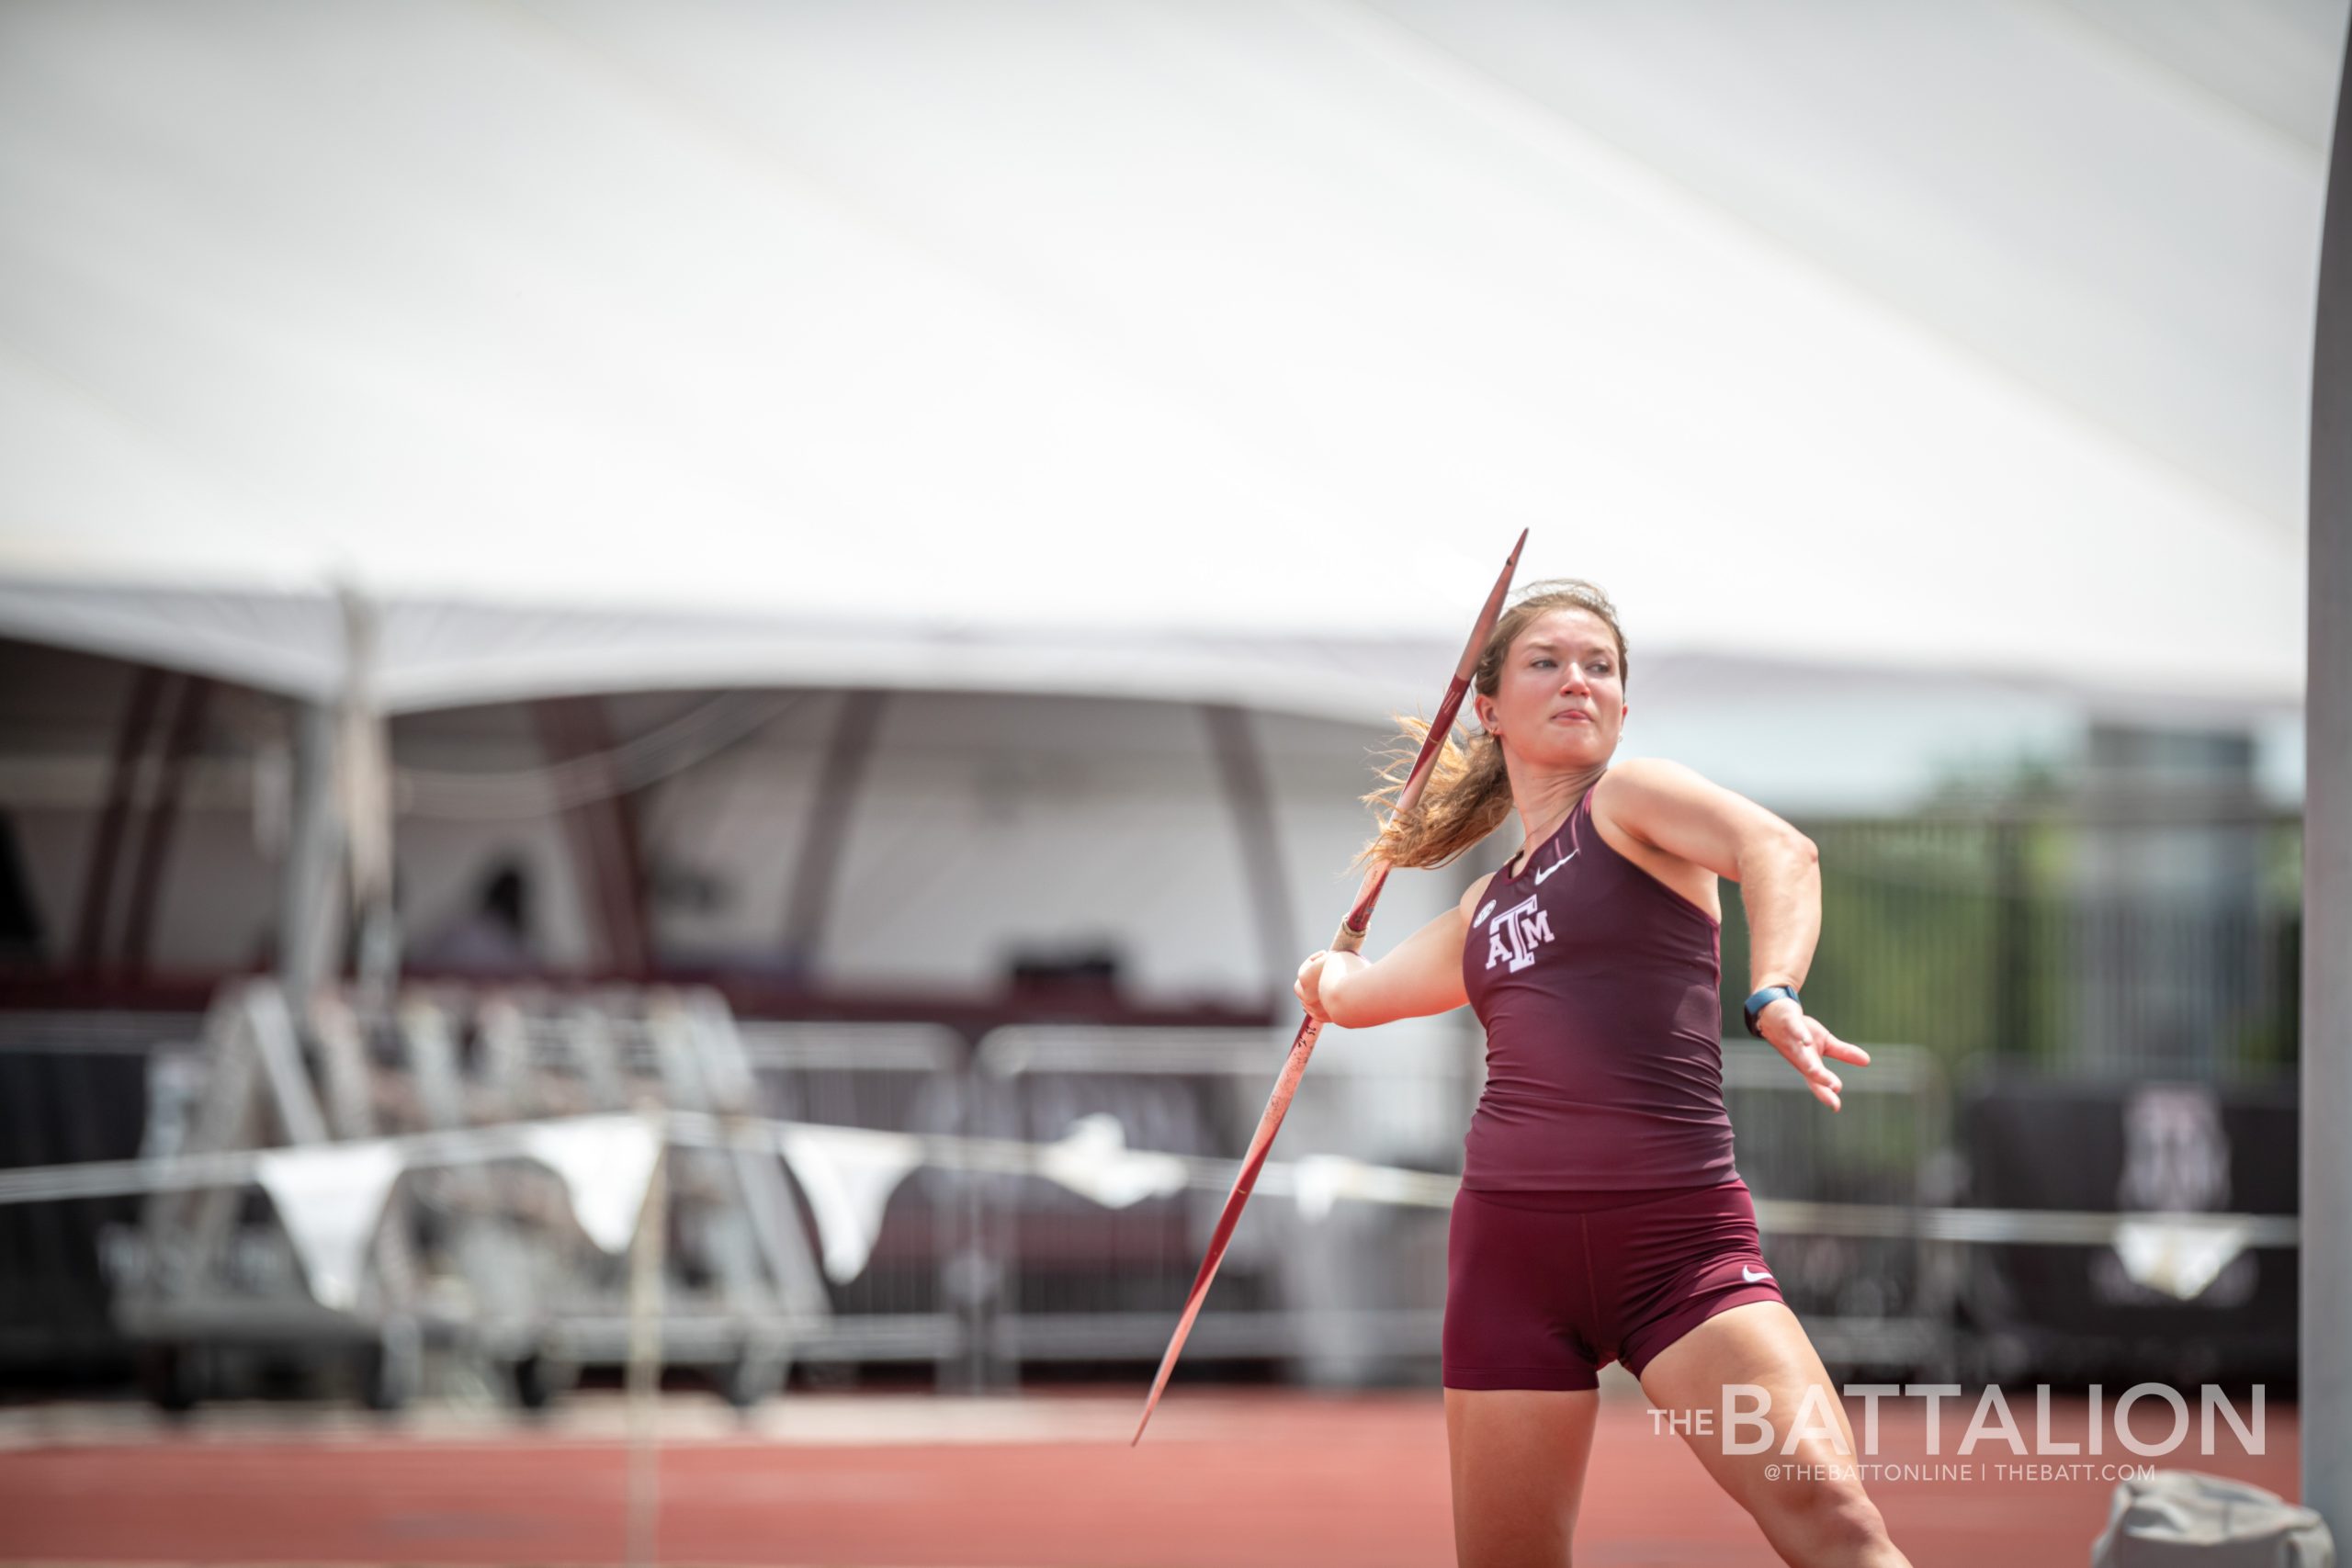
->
[1596, 757, 1869, 1111]
[1293, 875, 1485, 1030]
[1598, 758, 1818, 980]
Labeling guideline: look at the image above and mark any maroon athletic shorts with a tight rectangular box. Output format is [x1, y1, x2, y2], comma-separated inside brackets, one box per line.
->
[1442, 1176, 1784, 1391]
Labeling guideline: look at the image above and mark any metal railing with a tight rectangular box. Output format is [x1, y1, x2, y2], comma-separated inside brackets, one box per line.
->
[0, 998, 2304, 1404]
[1724, 1041, 1953, 1377]
[966, 1023, 1467, 1387]
[737, 1021, 967, 1370]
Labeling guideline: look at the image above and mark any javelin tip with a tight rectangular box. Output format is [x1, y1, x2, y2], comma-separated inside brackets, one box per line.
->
[1450, 529, 1528, 682]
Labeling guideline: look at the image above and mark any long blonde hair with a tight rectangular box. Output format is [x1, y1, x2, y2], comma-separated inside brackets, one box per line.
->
[1356, 579, 1629, 871]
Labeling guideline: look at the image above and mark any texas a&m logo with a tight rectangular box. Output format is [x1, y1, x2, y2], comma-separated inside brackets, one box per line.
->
[1483, 892, 1555, 973]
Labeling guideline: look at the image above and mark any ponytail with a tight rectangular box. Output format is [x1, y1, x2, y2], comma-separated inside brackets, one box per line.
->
[1354, 715, 1517, 870]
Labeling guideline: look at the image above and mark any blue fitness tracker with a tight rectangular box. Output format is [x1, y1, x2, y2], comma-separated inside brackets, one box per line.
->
[1742, 984, 1801, 1038]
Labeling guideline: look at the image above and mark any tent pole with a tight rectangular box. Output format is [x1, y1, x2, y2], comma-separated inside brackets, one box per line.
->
[338, 589, 401, 1003]
[537, 695, 652, 978]
[73, 666, 165, 971]
[1203, 703, 1300, 1010]
[277, 699, 342, 1002]
[782, 690, 887, 977]
[122, 675, 212, 976]
[2302, 19, 2352, 1531]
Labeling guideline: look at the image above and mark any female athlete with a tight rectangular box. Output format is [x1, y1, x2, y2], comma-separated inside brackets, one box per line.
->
[1294, 581, 1911, 1568]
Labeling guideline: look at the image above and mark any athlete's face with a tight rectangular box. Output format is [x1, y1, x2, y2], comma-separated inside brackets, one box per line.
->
[1476, 608, 1627, 766]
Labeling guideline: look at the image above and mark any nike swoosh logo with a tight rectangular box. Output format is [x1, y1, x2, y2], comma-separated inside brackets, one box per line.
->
[1472, 900, 1497, 929]
[1741, 1265, 1772, 1283]
[1532, 849, 1577, 886]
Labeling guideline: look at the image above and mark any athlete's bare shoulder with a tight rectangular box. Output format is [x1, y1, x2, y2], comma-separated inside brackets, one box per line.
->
[1593, 755, 1713, 804]
[1457, 868, 1500, 920]
[1589, 756, 1746, 919]
[1590, 757, 1724, 843]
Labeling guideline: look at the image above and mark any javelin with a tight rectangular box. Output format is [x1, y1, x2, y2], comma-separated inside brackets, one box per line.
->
[1132, 528, 1527, 1445]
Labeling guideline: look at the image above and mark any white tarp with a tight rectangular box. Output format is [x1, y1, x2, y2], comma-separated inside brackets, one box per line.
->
[775, 1123, 926, 1286]
[254, 1137, 402, 1312]
[1038, 1113, 1191, 1210]
[0, 1, 2331, 714]
[2111, 1217, 2254, 1302]
[520, 1114, 662, 1254]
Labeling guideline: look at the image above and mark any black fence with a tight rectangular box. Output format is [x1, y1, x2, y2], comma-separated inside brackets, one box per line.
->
[1718, 806, 2302, 1082]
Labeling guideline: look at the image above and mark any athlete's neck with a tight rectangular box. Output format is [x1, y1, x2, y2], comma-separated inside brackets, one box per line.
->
[1505, 762, 1609, 873]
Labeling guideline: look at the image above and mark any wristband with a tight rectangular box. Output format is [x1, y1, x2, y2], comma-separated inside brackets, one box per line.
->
[1742, 984, 1801, 1038]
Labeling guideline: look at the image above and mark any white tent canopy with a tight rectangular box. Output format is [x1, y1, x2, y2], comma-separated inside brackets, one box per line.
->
[0, 0, 2331, 716]
[0, 579, 1465, 721]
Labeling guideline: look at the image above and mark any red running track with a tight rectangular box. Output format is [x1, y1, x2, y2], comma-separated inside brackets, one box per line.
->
[0, 1390, 2300, 1566]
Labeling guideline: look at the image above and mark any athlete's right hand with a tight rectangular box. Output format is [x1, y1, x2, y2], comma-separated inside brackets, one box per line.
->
[1294, 951, 1334, 1022]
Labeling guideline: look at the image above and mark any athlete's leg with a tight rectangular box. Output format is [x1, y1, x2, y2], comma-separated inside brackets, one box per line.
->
[1636, 1301, 1908, 1568]
[1444, 1386, 1600, 1568]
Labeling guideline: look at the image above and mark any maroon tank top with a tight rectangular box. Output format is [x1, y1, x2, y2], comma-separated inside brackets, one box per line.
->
[1459, 782, 1736, 1190]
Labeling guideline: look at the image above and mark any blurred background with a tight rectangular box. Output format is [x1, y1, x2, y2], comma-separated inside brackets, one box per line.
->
[0, 2, 2338, 1563]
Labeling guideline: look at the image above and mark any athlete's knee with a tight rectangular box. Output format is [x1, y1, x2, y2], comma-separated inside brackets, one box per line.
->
[1760, 1473, 1892, 1559]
